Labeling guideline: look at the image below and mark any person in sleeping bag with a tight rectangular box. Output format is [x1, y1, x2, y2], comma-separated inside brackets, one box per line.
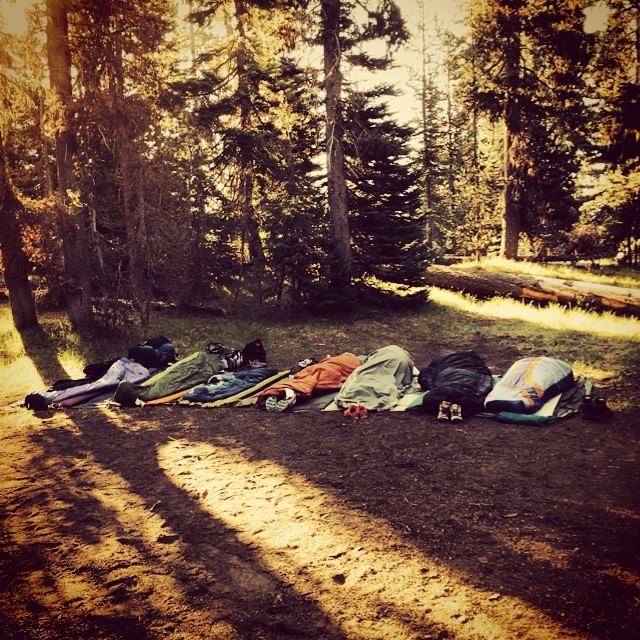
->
[484, 356, 574, 415]
[416, 351, 493, 423]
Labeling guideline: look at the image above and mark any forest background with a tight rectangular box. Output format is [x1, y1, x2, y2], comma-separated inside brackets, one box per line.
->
[0, 0, 638, 331]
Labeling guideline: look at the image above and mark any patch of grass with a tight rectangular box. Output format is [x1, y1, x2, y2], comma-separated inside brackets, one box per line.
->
[457, 257, 640, 288]
[429, 287, 640, 342]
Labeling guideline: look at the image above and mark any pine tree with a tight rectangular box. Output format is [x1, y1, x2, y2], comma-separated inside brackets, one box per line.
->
[184, 0, 308, 301]
[45, 0, 94, 327]
[257, 58, 328, 308]
[344, 87, 429, 300]
[582, 0, 640, 264]
[469, 0, 591, 258]
[318, 0, 408, 291]
[0, 24, 39, 329]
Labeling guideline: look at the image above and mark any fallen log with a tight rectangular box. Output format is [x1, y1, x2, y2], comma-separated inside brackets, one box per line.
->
[425, 265, 640, 318]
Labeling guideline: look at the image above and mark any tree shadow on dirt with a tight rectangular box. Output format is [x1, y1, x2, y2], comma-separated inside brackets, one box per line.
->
[163, 405, 640, 640]
[11, 412, 351, 640]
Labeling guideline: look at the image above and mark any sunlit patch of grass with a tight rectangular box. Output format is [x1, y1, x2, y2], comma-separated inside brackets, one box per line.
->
[57, 349, 87, 379]
[457, 257, 640, 289]
[0, 314, 26, 363]
[0, 356, 45, 405]
[430, 287, 640, 341]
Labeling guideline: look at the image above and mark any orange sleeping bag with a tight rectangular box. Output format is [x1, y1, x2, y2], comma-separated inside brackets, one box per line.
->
[257, 353, 361, 404]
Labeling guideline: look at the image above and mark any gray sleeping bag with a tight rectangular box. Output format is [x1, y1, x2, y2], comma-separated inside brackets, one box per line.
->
[334, 344, 415, 411]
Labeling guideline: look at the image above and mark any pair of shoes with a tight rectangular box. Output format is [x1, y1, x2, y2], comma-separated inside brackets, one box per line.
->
[437, 400, 451, 422]
[265, 388, 297, 412]
[436, 401, 463, 423]
[344, 404, 368, 419]
[582, 395, 612, 421]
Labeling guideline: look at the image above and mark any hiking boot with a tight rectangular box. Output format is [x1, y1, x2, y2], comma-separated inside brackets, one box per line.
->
[450, 403, 463, 423]
[437, 400, 451, 422]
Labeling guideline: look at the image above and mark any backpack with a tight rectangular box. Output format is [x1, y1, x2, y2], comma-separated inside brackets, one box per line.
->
[128, 336, 176, 368]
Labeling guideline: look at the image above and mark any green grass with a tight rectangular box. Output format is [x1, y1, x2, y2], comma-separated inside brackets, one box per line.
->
[455, 257, 640, 289]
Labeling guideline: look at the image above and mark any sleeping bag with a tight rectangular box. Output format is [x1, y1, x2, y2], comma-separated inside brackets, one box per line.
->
[416, 351, 493, 416]
[24, 358, 152, 411]
[114, 351, 225, 407]
[334, 345, 415, 411]
[484, 356, 574, 414]
[257, 353, 362, 407]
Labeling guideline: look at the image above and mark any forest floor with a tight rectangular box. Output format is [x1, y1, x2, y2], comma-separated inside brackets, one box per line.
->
[1, 301, 640, 640]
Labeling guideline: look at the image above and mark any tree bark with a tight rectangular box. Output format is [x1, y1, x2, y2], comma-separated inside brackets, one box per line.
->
[0, 135, 39, 329]
[46, 0, 93, 328]
[322, 0, 351, 290]
[424, 264, 640, 317]
[499, 3, 523, 260]
[235, 0, 266, 273]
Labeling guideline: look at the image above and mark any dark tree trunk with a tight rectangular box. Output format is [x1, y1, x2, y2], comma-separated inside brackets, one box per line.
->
[46, 0, 94, 328]
[235, 0, 266, 277]
[499, 4, 523, 260]
[322, 0, 351, 290]
[0, 135, 38, 329]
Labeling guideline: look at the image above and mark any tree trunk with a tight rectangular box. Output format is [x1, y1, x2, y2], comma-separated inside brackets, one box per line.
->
[499, 5, 522, 260]
[0, 135, 39, 330]
[322, 0, 351, 290]
[46, 0, 93, 328]
[424, 264, 640, 317]
[235, 0, 266, 278]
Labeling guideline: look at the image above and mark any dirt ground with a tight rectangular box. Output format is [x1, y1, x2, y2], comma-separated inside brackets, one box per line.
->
[1, 337, 639, 640]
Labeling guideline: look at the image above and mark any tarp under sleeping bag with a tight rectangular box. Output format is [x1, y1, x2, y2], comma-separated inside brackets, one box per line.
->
[483, 356, 574, 414]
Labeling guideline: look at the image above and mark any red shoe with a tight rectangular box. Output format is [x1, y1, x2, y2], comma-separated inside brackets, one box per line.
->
[344, 404, 368, 419]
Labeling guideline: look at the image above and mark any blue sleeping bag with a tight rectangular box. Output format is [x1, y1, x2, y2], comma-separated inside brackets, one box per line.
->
[484, 356, 574, 414]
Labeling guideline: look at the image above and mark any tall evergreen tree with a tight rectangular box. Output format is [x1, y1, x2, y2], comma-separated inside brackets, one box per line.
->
[318, 0, 408, 291]
[470, 0, 591, 258]
[413, 4, 447, 254]
[0, 25, 39, 329]
[63, 0, 177, 323]
[582, 0, 640, 264]
[344, 87, 429, 297]
[185, 0, 308, 300]
[257, 58, 328, 307]
[45, 0, 94, 327]
[0, 130, 39, 329]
